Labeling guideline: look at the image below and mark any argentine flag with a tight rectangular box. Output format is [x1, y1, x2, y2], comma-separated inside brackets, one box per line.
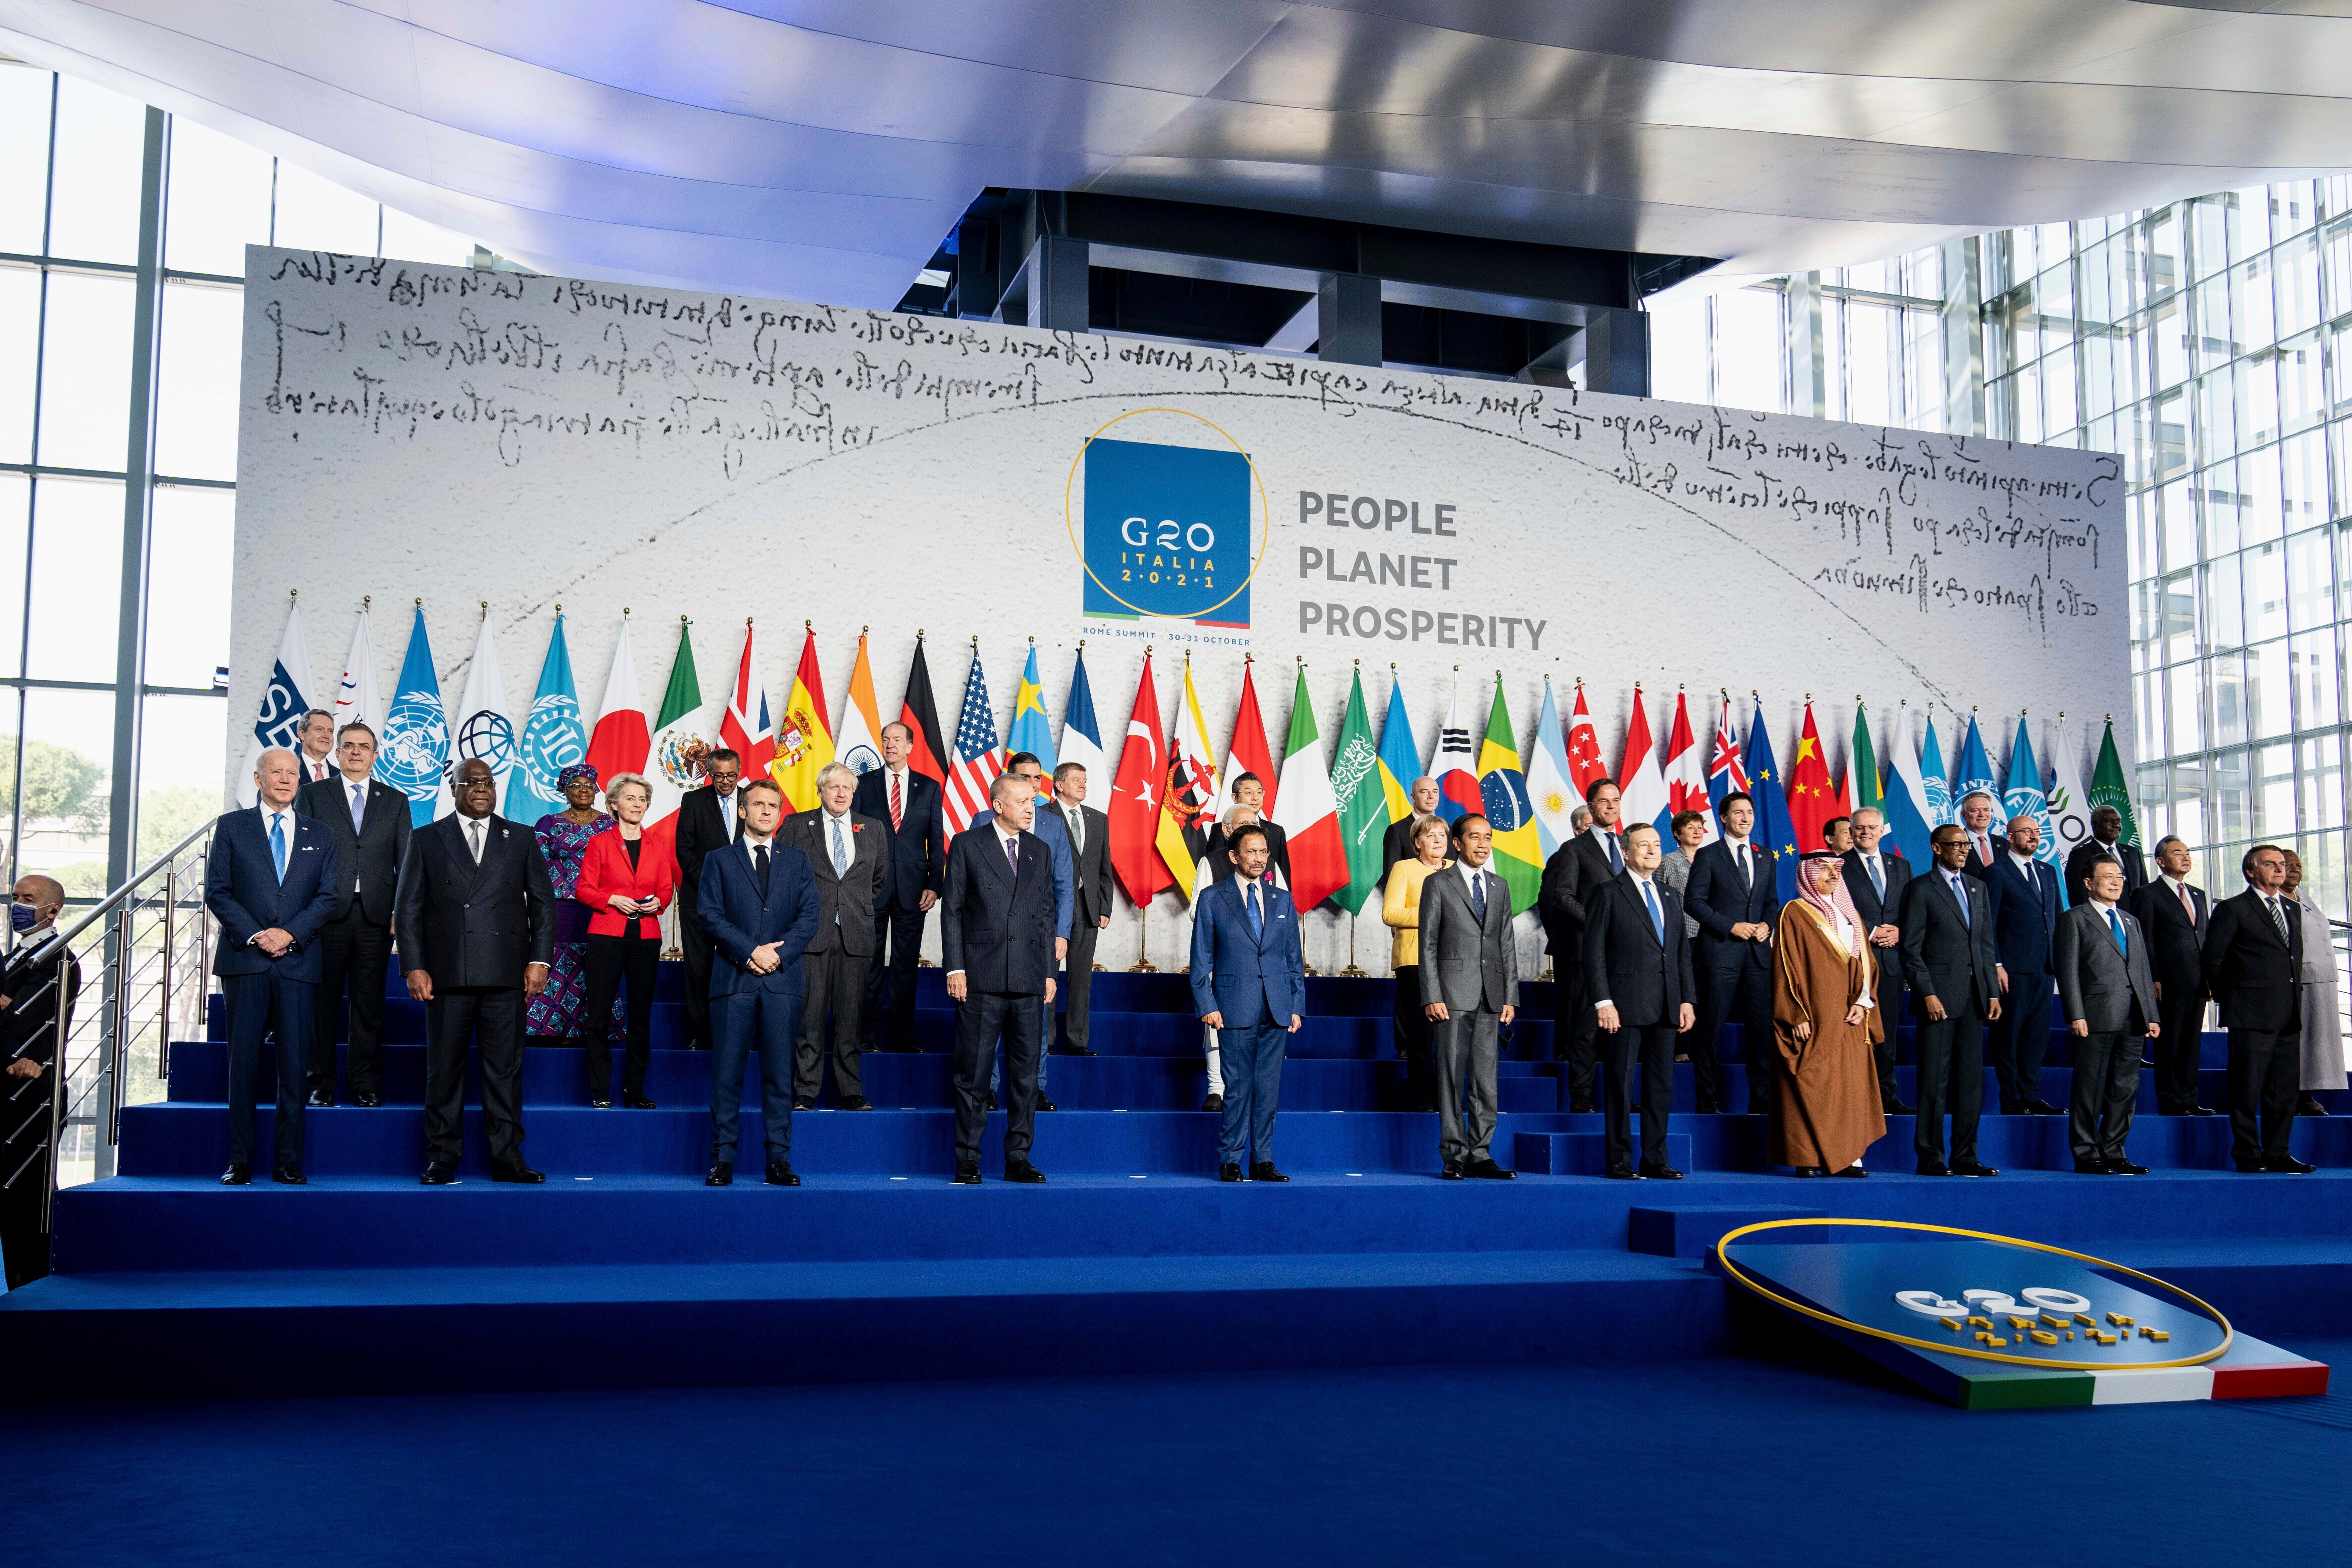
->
[1526, 677, 1578, 856]
[1880, 703, 1937, 868]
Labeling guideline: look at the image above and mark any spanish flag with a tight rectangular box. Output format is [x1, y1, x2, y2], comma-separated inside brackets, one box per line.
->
[771, 624, 834, 811]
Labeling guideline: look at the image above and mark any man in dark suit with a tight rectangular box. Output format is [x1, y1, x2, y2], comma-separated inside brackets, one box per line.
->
[2064, 807, 2148, 907]
[206, 747, 339, 1185]
[0, 875, 77, 1287]
[394, 757, 557, 1185]
[1683, 790, 1780, 1115]
[1204, 771, 1292, 889]
[672, 747, 745, 1050]
[1898, 825, 2003, 1176]
[1421, 814, 1522, 1180]
[1840, 806, 1914, 1113]
[295, 720, 410, 1107]
[1191, 822, 1305, 1182]
[1045, 760, 1112, 1055]
[2202, 843, 2315, 1174]
[2055, 855, 2161, 1175]
[1539, 778, 1627, 1112]
[941, 774, 1059, 1185]
[1584, 822, 1696, 1179]
[781, 762, 888, 1110]
[854, 722, 945, 1053]
[2131, 835, 2216, 1116]
[1982, 816, 2064, 1116]
[699, 777, 822, 1186]
[1381, 776, 1443, 886]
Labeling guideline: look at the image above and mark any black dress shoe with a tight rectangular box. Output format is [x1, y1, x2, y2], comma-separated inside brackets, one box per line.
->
[2073, 1160, 2116, 1175]
[1462, 1158, 1515, 1180]
[2267, 1155, 2317, 1174]
[220, 1162, 251, 1186]
[986, 1091, 999, 1111]
[2235, 1160, 2270, 1174]
[2299, 1095, 2331, 1116]
[952, 1163, 981, 1185]
[490, 1163, 546, 1184]
[793, 1097, 816, 1112]
[2191, 1105, 2222, 1116]
[840, 1096, 874, 1111]
[1219, 1162, 1244, 1182]
[1695, 1100, 1721, 1115]
[1605, 1164, 1644, 1180]
[1917, 1160, 1951, 1176]
[272, 1164, 307, 1185]
[1792, 1166, 1826, 1177]
[1037, 1098, 1059, 1112]
[353, 1091, 381, 1108]
[1201, 1093, 1223, 1113]
[1003, 1161, 1047, 1184]
[624, 1091, 658, 1109]
[1833, 1164, 1870, 1178]
[420, 1162, 459, 1185]
[765, 1159, 800, 1186]
[1062, 1044, 1099, 1056]
[1250, 1162, 1290, 1183]
[1440, 1161, 1464, 1180]
[306, 1088, 335, 1108]
[1950, 1159, 2001, 1177]
[1639, 1163, 1684, 1180]
[590, 1097, 611, 1109]
[2027, 1100, 2065, 1117]
[1568, 1101, 1596, 1115]
[1885, 1099, 1917, 1115]
[706, 1162, 733, 1186]
[2107, 1160, 2150, 1175]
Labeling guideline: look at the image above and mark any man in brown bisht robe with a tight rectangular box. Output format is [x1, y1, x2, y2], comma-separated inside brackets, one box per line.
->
[1770, 850, 1887, 1176]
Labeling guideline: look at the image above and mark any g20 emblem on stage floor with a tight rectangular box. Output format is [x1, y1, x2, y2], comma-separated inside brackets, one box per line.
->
[1068, 410, 1267, 630]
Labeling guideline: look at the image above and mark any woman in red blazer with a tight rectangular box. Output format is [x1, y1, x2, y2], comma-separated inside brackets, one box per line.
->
[576, 772, 676, 1107]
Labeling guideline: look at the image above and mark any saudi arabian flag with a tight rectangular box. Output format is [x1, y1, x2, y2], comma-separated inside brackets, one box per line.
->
[2090, 717, 2140, 848]
[1332, 667, 1390, 915]
[1850, 700, 1883, 817]
[1475, 679, 1542, 915]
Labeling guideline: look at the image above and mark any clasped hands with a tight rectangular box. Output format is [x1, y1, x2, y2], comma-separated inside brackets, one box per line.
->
[607, 894, 661, 916]
[1729, 921, 1772, 943]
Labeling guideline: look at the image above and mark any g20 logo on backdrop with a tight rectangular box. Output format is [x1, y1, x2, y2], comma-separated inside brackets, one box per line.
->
[1068, 409, 1268, 630]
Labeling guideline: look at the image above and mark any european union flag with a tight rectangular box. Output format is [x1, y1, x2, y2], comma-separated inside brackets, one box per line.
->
[1744, 698, 1800, 900]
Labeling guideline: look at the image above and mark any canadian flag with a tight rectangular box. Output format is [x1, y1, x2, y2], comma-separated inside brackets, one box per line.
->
[1663, 686, 1714, 846]
[1565, 680, 1609, 800]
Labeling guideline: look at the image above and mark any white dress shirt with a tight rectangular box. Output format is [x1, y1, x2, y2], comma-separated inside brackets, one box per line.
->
[1593, 870, 1663, 1010]
[301, 751, 332, 783]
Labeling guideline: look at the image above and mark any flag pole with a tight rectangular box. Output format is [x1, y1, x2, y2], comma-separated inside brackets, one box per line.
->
[1130, 893, 1158, 972]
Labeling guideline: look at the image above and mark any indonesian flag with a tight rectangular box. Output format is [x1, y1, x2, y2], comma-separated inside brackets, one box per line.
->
[1430, 672, 1481, 820]
[720, 620, 777, 780]
[1618, 684, 1670, 839]
[1108, 649, 1172, 906]
[583, 615, 649, 794]
[1565, 680, 1609, 799]
[1663, 686, 1715, 847]
[1211, 656, 1279, 825]
[772, 625, 834, 811]
[1156, 654, 1222, 902]
[1272, 662, 1347, 911]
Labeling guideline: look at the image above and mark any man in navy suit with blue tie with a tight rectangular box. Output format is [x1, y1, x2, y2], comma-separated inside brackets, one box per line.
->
[699, 777, 822, 1186]
[1190, 823, 1305, 1182]
[1984, 815, 2065, 1116]
[205, 747, 338, 1185]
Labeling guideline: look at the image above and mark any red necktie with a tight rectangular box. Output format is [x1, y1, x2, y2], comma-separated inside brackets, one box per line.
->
[890, 770, 903, 831]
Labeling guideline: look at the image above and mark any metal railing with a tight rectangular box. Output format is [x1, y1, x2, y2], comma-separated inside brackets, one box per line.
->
[2333, 919, 2351, 1045]
[13, 817, 217, 1242]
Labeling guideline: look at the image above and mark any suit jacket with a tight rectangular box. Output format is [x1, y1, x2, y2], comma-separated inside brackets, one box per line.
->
[1897, 866, 2000, 1015]
[698, 836, 823, 998]
[781, 808, 889, 956]
[1046, 800, 1114, 925]
[1383, 813, 1441, 887]
[2201, 887, 2305, 1032]
[1684, 838, 1780, 974]
[852, 766, 946, 911]
[206, 807, 340, 983]
[940, 825, 1058, 996]
[1841, 848, 1912, 935]
[967, 805, 1074, 939]
[1656, 848, 1701, 937]
[1984, 853, 2061, 974]
[1206, 818, 1293, 892]
[673, 783, 747, 917]
[296, 773, 411, 924]
[1418, 862, 1520, 1013]
[2065, 838, 2148, 905]
[1537, 830, 1620, 956]
[1581, 871, 1696, 1029]
[2055, 902, 2159, 1033]
[2130, 876, 2211, 990]
[576, 828, 676, 939]
[1188, 875, 1305, 1027]
[392, 814, 557, 989]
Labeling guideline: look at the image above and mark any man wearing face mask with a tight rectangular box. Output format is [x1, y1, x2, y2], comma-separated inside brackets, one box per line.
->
[0, 875, 75, 1288]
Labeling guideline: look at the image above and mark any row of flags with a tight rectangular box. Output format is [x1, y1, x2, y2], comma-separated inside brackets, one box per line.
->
[240, 598, 2138, 917]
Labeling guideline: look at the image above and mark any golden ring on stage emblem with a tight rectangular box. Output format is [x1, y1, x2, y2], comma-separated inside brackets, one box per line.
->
[1064, 406, 1271, 622]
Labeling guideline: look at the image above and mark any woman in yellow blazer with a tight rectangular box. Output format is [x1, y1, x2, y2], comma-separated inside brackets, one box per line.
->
[1383, 814, 1454, 1112]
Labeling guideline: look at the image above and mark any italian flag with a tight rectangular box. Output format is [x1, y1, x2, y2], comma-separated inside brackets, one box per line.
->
[1271, 665, 1347, 912]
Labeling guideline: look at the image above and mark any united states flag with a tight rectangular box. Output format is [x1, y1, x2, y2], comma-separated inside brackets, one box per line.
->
[945, 647, 1005, 827]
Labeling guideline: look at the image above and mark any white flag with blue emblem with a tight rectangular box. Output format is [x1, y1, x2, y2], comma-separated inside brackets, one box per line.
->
[378, 605, 451, 826]
[451, 611, 516, 817]
[331, 606, 383, 742]
[508, 614, 587, 825]
[236, 598, 313, 808]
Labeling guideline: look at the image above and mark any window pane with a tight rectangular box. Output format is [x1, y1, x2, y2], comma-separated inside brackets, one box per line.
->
[2211, 650, 2246, 746]
[46, 75, 145, 266]
[272, 161, 377, 257]
[145, 485, 232, 688]
[0, 263, 38, 464]
[10, 686, 113, 897]
[2292, 630, 2339, 733]
[2213, 747, 2249, 842]
[1716, 287, 1783, 414]
[2256, 742, 2296, 840]
[0, 473, 26, 679]
[164, 118, 272, 278]
[0, 65, 50, 255]
[2170, 758, 2208, 844]
[136, 693, 227, 863]
[26, 474, 120, 682]
[2203, 550, 2243, 649]
[380, 206, 472, 269]
[2248, 638, 2292, 740]
[2288, 525, 2334, 633]
[2303, 732, 2345, 832]
[2244, 540, 2287, 642]
[35, 269, 132, 471]
[2167, 661, 2205, 751]
[154, 280, 242, 481]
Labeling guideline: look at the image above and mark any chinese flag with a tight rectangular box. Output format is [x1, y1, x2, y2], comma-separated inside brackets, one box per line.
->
[1785, 699, 1840, 855]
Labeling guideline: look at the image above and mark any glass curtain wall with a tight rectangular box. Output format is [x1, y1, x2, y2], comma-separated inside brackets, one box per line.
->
[0, 60, 476, 906]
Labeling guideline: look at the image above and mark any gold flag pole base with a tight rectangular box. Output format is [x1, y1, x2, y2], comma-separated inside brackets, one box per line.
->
[1128, 896, 1159, 972]
[1338, 910, 1366, 978]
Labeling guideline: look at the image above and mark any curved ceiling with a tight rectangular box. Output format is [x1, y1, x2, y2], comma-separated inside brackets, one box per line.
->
[0, 1, 2343, 304]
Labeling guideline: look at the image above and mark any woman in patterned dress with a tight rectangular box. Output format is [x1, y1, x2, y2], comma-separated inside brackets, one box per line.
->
[527, 763, 623, 1044]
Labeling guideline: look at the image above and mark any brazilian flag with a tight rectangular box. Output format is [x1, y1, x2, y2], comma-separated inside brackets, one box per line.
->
[1475, 680, 1542, 915]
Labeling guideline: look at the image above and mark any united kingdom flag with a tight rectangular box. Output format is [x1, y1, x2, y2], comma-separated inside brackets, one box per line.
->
[1707, 691, 1751, 814]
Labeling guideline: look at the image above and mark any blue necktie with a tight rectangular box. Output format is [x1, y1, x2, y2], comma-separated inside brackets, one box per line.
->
[1605, 832, 1622, 875]
[349, 781, 366, 833]
[2108, 909, 2126, 957]
[1868, 855, 1884, 899]
[1246, 881, 1262, 937]
[269, 813, 287, 881]
[1950, 873, 1969, 926]
[1644, 879, 1663, 942]
[1470, 869, 1487, 925]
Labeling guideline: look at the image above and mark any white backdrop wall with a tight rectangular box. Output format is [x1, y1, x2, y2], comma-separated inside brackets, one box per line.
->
[231, 247, 2126, 973]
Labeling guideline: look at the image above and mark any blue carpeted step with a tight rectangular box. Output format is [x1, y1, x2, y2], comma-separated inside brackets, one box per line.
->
[1512, 1131, 1695, 1176]
[1626, 1204, 1827, 1259]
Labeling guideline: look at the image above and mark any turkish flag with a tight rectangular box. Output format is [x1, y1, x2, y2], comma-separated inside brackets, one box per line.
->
[1109, 650, 1173, 907]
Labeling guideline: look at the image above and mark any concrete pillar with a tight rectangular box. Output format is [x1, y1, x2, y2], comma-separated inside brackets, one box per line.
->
[1317, 273, 1382, 365]
[1579, 308, 1651, 398]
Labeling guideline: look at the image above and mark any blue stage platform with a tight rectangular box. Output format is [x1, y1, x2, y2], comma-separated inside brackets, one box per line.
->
[4, 966, 2346, 1403]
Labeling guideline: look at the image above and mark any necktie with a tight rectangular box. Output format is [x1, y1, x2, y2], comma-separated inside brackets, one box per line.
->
[1246, 880, 1262, 937]
[1605, 832, 1623, 875]
[830, 815, 850, 877]
[1067, 807, 1083, 855]
[1643, 878, 1663, 942]
[467, 819, 483, 863]
[1950, 873, 1969, 926]
[2108, 908, 2127, 956]
[754, 843, 770, 898]
[2270, 895, 2290, 944]
[721, 794, 734, 837]
[270, 813, 287, 881]
[1868, 855, 1884, 898]
[349, 781, 366, 833]
[2178, 882, 2196, 926]
[1006, 836, 1020, 881]
[889, 770, 903, 831]
[1470, 868, 1487, 925]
